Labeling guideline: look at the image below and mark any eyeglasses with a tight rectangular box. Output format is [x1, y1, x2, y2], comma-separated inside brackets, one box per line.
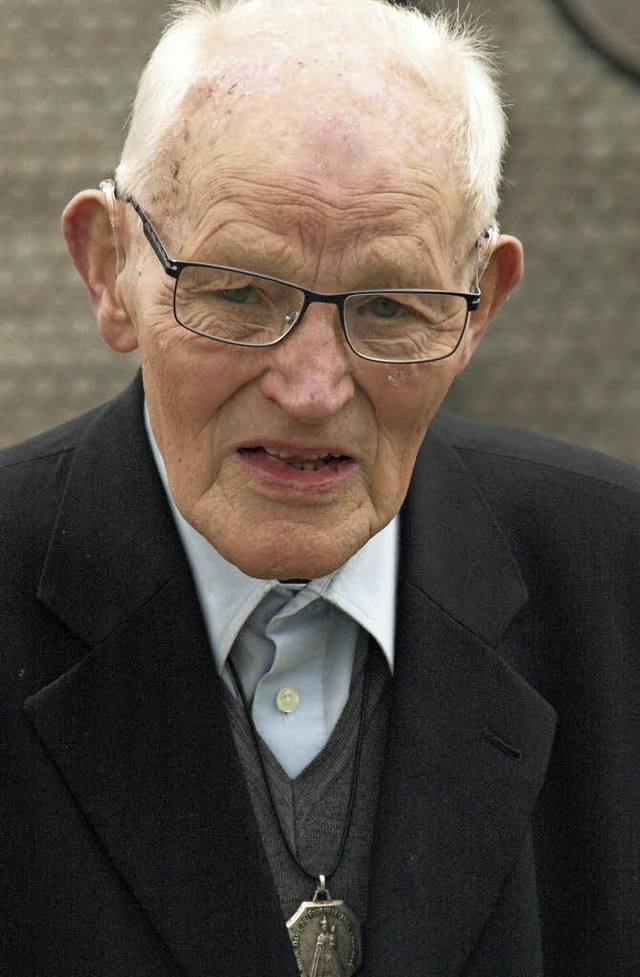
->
[106, 181, 492, 365]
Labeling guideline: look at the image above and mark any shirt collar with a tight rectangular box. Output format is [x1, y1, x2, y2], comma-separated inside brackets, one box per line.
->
[144, 406, 398, 672]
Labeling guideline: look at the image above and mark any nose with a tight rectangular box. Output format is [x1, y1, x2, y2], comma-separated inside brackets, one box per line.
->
[257, 302, 355, 424]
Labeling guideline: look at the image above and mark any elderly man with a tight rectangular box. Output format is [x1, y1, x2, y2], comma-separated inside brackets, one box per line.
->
[2, 0, 639, 974]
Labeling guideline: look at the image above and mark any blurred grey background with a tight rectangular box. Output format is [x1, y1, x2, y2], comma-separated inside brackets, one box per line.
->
[1, 0, 639, 460]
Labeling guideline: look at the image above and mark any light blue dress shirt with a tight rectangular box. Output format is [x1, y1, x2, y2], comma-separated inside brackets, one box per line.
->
[145, 409, 398, 777]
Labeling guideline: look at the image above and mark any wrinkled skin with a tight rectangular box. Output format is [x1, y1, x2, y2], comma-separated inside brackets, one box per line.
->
[63, 58, 523, 580]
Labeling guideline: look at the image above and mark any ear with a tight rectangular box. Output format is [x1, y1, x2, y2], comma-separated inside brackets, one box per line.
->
[454, 234, 524, 373]
[62, 189, 139, 353]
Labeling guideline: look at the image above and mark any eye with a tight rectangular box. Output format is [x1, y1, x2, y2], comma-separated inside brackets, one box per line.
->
[362, 296, 408, 319]
[219, 285, 258, 304]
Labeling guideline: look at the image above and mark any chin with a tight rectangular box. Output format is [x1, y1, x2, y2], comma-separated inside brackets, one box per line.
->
[189, 497, 379, 580]
[216, 528, 366, 582]
[228, 548, 345, 582]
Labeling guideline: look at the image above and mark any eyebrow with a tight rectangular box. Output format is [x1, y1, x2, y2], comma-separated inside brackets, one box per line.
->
[343, 253, 448, 290]
[188, 237, 449, 291]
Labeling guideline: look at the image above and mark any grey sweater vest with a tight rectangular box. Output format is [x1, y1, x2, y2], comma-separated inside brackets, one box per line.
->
[223, 645, 392, 922]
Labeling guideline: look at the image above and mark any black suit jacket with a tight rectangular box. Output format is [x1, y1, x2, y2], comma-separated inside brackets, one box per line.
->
[2, 376, 639, 975]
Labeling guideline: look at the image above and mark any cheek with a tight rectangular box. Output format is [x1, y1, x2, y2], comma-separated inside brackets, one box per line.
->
[122, 266, 246, 475]
[138, 328, 196, 432]
[140, 330, 263, 469]
[368, 362, 455, 499]
[377, 361, 453, 433]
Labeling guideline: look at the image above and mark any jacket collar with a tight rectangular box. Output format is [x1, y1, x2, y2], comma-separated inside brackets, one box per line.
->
[37, 376, 184, 645]
[399, 417, 529, 646]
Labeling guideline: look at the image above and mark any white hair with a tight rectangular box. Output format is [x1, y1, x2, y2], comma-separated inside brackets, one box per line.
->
[115, 0, 507, 230]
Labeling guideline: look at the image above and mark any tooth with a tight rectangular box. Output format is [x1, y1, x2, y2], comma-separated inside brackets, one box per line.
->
[264, 448, 293, 460]
[260, 448, 344, 468]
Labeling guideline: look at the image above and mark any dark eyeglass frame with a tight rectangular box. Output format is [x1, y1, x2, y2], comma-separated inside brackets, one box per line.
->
[112, 184, 492, 365]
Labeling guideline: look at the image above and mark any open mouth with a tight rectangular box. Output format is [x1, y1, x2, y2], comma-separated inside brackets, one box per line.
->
[239, 446, 352, 472]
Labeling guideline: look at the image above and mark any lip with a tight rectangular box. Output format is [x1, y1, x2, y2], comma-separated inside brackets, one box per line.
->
[235, 441, 357, 496]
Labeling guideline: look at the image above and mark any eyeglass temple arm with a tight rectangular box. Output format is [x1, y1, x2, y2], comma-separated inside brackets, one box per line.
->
[99, 180, 180, 279]
[126, 196, 181, 278]
[469, 225, 499, 306]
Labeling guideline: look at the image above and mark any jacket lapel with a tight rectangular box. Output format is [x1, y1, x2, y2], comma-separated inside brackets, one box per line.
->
[25, 379, 298, 976]
[363, 424, 557, 975]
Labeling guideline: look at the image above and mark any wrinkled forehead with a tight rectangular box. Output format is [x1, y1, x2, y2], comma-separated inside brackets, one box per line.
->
[141, 49, 471, 278]
[160, 50, 459, 201]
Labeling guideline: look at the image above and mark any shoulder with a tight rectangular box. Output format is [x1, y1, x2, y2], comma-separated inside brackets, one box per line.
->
[426, 411, 640, 562]
[0, 404, 107, 524]
[0, 380, 143, 566]
[1, 408, 97, 471]
[0, 378, 142, 487]
[426, 414, 640, 699]
[429, 410, 640, 499]
[0, 409, 101, 585]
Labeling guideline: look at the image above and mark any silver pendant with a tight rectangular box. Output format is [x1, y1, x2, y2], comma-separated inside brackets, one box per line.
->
[286, 876, 362, 977]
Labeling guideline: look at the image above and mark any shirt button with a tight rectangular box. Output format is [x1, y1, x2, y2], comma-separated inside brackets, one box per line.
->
[276, 687, 300, 714]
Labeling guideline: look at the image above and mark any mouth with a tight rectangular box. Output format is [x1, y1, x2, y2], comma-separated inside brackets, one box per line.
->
[236, 443, 356, 494]
[239, 446, 352, 472]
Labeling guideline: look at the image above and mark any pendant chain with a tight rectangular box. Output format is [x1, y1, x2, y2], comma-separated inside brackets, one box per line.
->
[227, 653, 370, 885]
